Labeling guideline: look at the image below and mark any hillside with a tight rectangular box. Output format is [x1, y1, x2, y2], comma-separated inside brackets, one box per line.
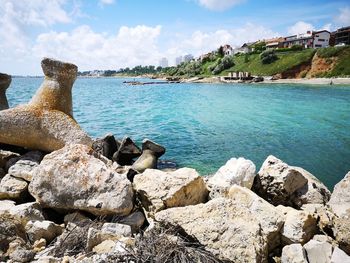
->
[164, 46, 350, 79]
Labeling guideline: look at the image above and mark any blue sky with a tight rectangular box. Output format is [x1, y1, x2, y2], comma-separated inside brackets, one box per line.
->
[0, 0, 349, 75]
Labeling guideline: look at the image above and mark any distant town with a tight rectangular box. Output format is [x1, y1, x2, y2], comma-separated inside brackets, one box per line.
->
[78, 26, 350, 77]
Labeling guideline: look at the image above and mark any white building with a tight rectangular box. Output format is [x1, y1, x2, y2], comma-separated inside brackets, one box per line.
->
[159, 57, 168, 68]
[183, 54, 194, 63]
[222, 44, 233, 56]
[175, 56, 183, 66]
[313, 30, 331, 48]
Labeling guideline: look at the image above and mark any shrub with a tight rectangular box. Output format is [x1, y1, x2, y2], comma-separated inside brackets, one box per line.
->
[291, 45, 303, 51]
[260, 50, 278, 64]
[211, 56, 235, 74]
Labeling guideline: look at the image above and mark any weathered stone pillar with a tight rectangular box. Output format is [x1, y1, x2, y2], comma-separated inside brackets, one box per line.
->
[0, 73, 11, 110]
[29, 58, 77, 118]
[0, 58, 92, 152]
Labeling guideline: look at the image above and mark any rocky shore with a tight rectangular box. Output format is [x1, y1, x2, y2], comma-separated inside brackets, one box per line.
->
[1, 58, 350, 262]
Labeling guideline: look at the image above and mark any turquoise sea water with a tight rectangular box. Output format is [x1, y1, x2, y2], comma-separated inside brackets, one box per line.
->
[6, 77, 350, 189]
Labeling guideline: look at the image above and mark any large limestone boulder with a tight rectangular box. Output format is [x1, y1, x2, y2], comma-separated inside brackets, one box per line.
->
[133, 168, 208, 215]
[252, 155, 330, 208]
[155, 185, 284, 262]
[207, 157, 256, 198]
[0, 73, 11, 111]
[304, 239, 333, 263]
[281, 209, 317, 245]
[29, 144, 134, 216]
[331, 247, 350, 263]
[0, 58, 93, 152]
[329, 171, 350, 218]
[328, 172, 350, 255]
[281, 244, 308, 263]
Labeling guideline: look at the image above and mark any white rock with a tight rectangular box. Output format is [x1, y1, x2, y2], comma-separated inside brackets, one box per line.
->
[8, 202, 45, 225]
[331, 247, 350, 263]
[29, 144, 134, 216]
[133, 167, 208, 215]
[329, 171, 350, 218]
[304, 239, 332, 263]
[207, 157, 256, 198]
[25, 220, 64, 243]
[0, 174, 28, 200]
[7, 151, 43, 181]
[92, 239, 116, 254]
[281, 243, 308, 263]
[281, 209, 317, 245]
[155, 185, 284, 261]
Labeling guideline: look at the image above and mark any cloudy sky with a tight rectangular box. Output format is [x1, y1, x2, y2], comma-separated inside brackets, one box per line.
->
[0, 0, 349, 75]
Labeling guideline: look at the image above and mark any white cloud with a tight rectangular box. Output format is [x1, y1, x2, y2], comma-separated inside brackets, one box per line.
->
[165, 23, 278, 63]
[99, 0, 115, 5]
[197, 0, 244, 11]
[287, 21, 315, 35]
[33, 25, 162, 70]
[335, 7, 350, 26]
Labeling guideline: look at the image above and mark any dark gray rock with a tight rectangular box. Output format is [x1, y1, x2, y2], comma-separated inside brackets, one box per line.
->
[112, 137, 141, 165]
[0, 73, 11, 111]
[92, 133, 119, 160]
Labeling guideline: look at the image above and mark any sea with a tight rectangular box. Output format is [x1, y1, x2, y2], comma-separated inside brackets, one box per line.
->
[6, 77, 350, 189]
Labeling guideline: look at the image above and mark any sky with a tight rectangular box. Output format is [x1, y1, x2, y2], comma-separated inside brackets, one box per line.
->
[0, 0, 350, 75]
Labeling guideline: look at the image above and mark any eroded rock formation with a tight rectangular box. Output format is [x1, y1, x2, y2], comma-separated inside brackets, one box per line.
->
[0, 73, 11, 110]
[0, 58, 93, 152]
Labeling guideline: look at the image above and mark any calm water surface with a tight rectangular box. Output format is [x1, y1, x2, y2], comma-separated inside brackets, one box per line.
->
[7, 77, 350, 189]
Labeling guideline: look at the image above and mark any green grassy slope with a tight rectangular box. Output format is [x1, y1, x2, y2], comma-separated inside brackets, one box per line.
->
[222, 49, 316, 76]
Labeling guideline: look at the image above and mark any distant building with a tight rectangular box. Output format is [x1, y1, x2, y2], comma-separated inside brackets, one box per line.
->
[233, 42, 256, 54]
[264, 37, 285, 49]
[281, 30, 330, 49]
[159, 57, 168, 68]
[334, 26, 350, 46]
[183, 54, 194, 63]
[313, 30, 331, 48]
[175, 56, 183, 66]
[222, 44, 233, 56]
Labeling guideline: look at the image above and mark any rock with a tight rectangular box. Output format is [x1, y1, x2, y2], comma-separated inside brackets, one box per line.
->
[7, 202, 45, 226]
[0, 174, 28, 200]
[92, 239, 116, 254]
[155, 185, 284, 262]
[0, 73, 11, 111]
[5, 238, 35, 263]
[63, 212, 91, 225]
[0, 58, 93, 152]
[0, 168, 5, 179]
[119, 211, 145, 232]
[33, 238, 46, 253]
[132, 139, 165, 173]
[29, 144, 134, 216]
[281, 209, 317, 245]
[207, 157, 256, 198]
[292, 167, 331, 207]
[304, 239, 333, 263]
[301, 204, 335, 235]
[252, 155, 330, 208]
[25, 220, 63, 243]
[0, 149, 20, 169]
[7, 151, 44, 181]
[0, 199, 16, 213]
[331, 247, 350, 263]
[92, 133, 119, 160]
[112, 137, 141, 165]
[281, 244, 308, 263]
[329, 172, 350, 218]
[0, 214, 27, 253]
[86, 223, 132, 251]
[333, 217, 350, 255]
[133, 168, 208, 215]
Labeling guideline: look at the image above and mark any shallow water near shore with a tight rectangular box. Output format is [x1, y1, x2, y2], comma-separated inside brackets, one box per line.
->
[7, 77, 350, 189]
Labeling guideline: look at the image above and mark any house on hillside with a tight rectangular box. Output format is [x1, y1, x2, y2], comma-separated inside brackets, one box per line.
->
[312, 30, 331, 48]
[333, 26, 350, 46]
[264, 37, 285, 49]
[222, 44, 233, 56]
[233, 42, 256, 54]
[281, 30, 330, 49]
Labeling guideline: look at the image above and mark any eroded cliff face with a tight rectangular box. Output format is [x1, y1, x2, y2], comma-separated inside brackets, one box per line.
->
[278, 52, 338, 79]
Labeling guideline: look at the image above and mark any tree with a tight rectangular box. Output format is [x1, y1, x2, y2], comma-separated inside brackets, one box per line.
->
[260, 50, 278, 64]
